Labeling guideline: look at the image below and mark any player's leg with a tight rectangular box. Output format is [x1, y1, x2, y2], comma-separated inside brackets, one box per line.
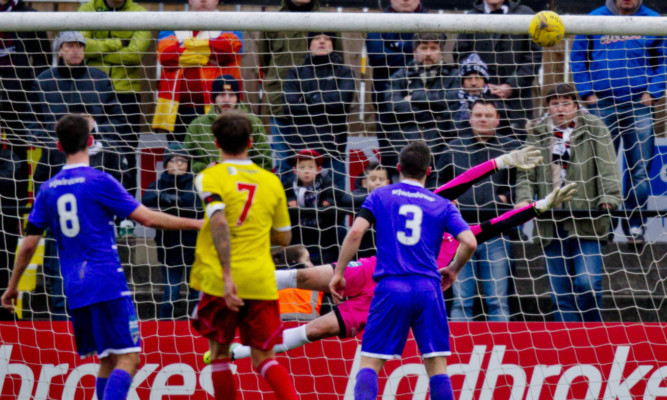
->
[232, 311, 341, 360]
[241, 299, 298, 400]
[275, 264, 334, 292]
[355, 356, 386, 400]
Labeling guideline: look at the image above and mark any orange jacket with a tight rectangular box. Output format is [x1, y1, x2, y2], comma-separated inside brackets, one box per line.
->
[278, 288, 323, 321]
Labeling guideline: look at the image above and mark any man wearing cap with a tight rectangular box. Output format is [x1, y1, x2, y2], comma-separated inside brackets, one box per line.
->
[452, 53, 493, 127]
[184, 75, 271, 174]
[283, 32, 355, 190]
[25, 31, 130, 151]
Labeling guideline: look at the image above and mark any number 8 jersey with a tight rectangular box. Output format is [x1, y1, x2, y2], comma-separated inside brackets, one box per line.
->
[359, 180, 470, 282]
[28, 164, 141, 309]
[191, 160, 291, 300]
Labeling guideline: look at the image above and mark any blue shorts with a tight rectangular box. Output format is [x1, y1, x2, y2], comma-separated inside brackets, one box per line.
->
[361, 276, 451, 359]
[70, 296, 141, 358]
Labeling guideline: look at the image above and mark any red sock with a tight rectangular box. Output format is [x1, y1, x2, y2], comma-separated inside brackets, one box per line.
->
[256, 359, 298, 400]
[211, 358, 236, 400]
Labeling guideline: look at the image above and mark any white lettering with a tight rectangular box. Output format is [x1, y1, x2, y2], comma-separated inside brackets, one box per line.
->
[448, 345, 486, 400]
[554, 365, 602, 400]
[526, 365, 562, 400]
[603, 346, 653, 399]
[34, 363, 69, 400]
[644, 366, 667, 400]
[382, 364, 428, 400]
[0, 345, 35, 399]
[480, 345, 526, 400]
[49, 177, 85, 188]
[149, 363, 196, 400]
[128, 364, 159, 399]
[390, 189, 435, 202]
[62, 363, 98, 400]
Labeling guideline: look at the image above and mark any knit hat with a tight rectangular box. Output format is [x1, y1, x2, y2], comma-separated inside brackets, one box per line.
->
[211, 75, 240, 99]
[308, 32, 336, 48]
[290, 149, 323, 167]
[55, 31, 87, 50]
[459, 53, 490, 81]
[162, 142, 189, 166]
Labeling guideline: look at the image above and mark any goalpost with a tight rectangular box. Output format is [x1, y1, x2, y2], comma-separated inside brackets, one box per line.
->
[0, 9, 666, 400]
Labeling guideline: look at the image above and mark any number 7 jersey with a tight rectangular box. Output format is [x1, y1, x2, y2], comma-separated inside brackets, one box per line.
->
[191, 160, 291, 300]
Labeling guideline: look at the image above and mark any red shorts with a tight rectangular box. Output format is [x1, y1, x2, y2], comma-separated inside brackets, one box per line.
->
[192, 293, 283, 351]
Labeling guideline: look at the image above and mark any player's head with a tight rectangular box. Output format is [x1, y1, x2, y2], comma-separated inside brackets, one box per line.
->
[55, 114, 92, 155]
[413, 33, 445, 66]
[398, 141, 431, 180]
[292, 149, 323, 186]
[362, 162, 389, 193]
[211, 110, 252, 156]
[271, 245, 312, 269]
[546, 84, 579, 129]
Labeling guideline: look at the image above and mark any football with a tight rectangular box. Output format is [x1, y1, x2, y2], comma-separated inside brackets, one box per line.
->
[528, 11, 565, 48]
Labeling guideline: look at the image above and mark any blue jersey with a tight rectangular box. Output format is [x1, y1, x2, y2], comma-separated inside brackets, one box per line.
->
[29, 164, 140, 309]
[361, 180, 469, 282]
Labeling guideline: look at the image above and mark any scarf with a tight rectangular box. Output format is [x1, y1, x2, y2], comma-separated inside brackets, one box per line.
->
[550, 119, 576, 189]
[294, 178, 322, 207]
[456, 86, 490, 120]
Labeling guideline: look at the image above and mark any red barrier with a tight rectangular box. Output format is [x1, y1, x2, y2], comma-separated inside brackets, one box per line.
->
[1, 321, 667, 400]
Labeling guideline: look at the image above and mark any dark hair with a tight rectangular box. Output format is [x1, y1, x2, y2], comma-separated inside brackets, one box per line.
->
[55, 114, 90, 155]
[413, 32, 446, 51]
[545, 83, 580, 107]
[399, 141, 431, 180]
[364, 161, 387, 178]
[271, 245, 307, 268]
[211, 110, 252, 155]
[470, 97, 500, 114]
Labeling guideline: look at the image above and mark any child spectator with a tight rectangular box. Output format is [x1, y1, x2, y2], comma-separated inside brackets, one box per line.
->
[347, 161, 389, 258]
[142, 143, 202, 319]
[284, 150, 339, 264]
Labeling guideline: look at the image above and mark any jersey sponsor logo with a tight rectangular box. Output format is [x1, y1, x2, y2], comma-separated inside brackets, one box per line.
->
[49, 177, 85, 188]
[347, 261, 363, 268]
[390, 188, 435, 202]
[227, 166, 237, 175]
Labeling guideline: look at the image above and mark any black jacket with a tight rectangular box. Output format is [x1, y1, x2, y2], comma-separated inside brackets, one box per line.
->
[0, 147, 28, 210]
[432, 129, 520, 223]
[283, 52, 355, 157]
[142, 172, 202, 267]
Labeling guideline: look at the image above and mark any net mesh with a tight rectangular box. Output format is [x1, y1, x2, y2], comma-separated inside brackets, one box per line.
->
[0, 5, 666, 400]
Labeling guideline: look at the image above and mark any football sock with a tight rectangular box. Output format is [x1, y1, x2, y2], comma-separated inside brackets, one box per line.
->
[256, 358, 298, 400]
[275, 325, 310, 353]
[211, 358, 236, 400]
[103, 369, 132, 400]
[95, 376, 108, 400]
[275, 269, 297, 290]
[429, 374, 454, 400]
[355, 368, 378, 400]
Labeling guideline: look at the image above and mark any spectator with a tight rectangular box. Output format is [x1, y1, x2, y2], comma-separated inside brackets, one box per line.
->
[185, 75, 271, 174]
[152, 0, 243, 142]
[0, 0, 51, 169]
[284, 150, 339, 264]
[142, 143, 201, 319]
[570, 0, 665, 243]
[258, 0, 343, 182]
[366, 0, 426, 168]
[33, 113, 128, 320]
[515, 83, 621, 322]
[452, 53, 494, 128]
[25, 32, 130, 156]
[0, 140, 27, 321]
[433, 98, 520, 322]
[386, 32, 458, 180]
[78, 0, 152, 195]
[455, 0, 542, 135]
[284, 32, 355, 190]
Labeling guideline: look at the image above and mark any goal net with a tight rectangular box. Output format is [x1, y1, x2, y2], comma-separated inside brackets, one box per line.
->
[1, 6, 666, 400]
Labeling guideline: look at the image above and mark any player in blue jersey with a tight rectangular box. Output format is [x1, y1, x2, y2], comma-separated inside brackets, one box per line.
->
[330, 141, 477, 400]
[1, 114, 203, 400]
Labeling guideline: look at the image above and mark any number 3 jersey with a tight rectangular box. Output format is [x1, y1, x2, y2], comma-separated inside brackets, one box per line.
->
[28, 164, 141, 309]
[191, 160, 291, 300]
[360, 180, 470, 282]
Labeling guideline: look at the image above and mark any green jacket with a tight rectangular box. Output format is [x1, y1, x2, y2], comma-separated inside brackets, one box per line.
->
[184, 103, 272, 174]
[515, 110, 622, 245]
[78, 0, 151, 93]
[258, 0, 344, 117]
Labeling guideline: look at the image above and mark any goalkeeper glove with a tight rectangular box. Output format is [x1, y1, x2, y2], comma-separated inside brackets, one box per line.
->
[534, 182, 577, 213]
[496, 146, 543, 170]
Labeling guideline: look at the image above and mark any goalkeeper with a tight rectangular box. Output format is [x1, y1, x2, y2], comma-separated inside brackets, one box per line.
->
[228, 147, 576, 360]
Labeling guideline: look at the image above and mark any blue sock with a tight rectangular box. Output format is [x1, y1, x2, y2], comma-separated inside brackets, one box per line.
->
[103, 369, 133, 400]
[429, 374, 453, 400]
[96, 377, 108, 400]
[355, 368, 378, 400]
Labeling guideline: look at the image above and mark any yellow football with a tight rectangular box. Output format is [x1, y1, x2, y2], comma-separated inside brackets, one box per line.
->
[528, 11, 565, 48]
[203, 350, 211, 365]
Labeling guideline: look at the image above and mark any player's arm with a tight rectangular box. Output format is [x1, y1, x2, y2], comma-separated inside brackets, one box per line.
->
[1, 233, 42, 312]
[330, 215, 371, 302]
[209, 209, 244, 311]
[271, 229, 292, 247]
[434, 146, 542, 201]
[130, 204, 203, 230]
[440, 230, 477, 291]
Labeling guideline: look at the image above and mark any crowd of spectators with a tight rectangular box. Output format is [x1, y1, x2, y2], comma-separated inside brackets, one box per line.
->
[0, 0, 664, 322]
